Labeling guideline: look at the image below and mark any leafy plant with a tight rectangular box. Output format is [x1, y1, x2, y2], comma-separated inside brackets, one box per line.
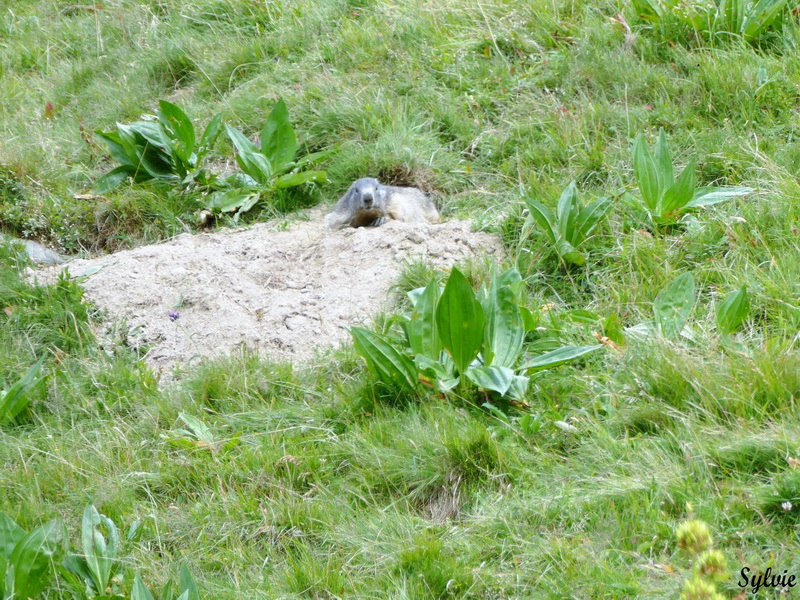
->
[631, 129, 751, 226]
[716, 285, 750, 334]
[349, 267, 602, 399]
[0, 512, 64, 600]
[211, 98, 328, 218]
[131, 566, 199, 600]
[523, 181, 613, 266]
[61, 505, 120, 598]
[95, 101, 223, 192]
[626, 272, 697, 340]
[632, 0, 791, 43]
[163, 413, 239, 453]
[0, 357, 46, 426]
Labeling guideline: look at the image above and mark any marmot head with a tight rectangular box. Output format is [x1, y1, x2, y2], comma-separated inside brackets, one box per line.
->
[350, 177, 386, 211]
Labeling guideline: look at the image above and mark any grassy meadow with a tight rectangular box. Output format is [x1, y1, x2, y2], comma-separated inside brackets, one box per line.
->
[2, 0, 800, 598]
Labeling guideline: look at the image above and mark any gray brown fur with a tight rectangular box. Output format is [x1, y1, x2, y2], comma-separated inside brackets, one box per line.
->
[324, 177, 440, 230]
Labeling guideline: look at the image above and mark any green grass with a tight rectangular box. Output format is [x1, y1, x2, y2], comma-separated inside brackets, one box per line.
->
[2, 0, 800, 598]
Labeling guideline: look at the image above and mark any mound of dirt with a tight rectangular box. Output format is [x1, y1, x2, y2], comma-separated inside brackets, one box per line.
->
[36, 208, 504, 381]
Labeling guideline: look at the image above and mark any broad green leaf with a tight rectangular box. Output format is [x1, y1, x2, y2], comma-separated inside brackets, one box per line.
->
[653, 129, 674, 198]
[206, 190, 260, 214]
[556, 182, 580, 243]
[687, 186, 752, 207]
[82, 505, 119, 596]
[225, 125, 273, 185]
[603, 313, 626, 346]
[520, 306, 539, 332]
[158, 100, 195, 163]
[293, 148, 336, 168]
[0, 357, 45, 426]
[275, 170, 327, 188]
[520, 345, 602, 372]
[523, 197, 558, 244]
[564, 309, 600, 324]
[573, 195, 613, 245]
[405, 279, 441, 359]
[349, 327, 418, 392]
[743, 0, 789, 41]
[465, 366, 515, 396]
[506, 375, 529, 400]
[659, 159, 696, 219]
[436, 268, 484, 375]
[118, 124, 174, 179]
[481, 269, 524, 368]
[9, 519, 63, 600]
[94, 130, 134, 167]
[0, 553, 7, 598]
[131, 573, 155, 600]
[260, 98, 297, 173]
[178, 564, 200, 600]
[632, 0, 662, 21]
[414, 354, 458, 391]
[654, 272, 696, 339]
[717, 285, 750, 334]
[177, 413, 215, 445]
[0, 514, 25, 560]
[633, 133, 661, 211]
[555, 239, 582, 264]
[93, 165, 137, 193]
[198, 113, 223, 157]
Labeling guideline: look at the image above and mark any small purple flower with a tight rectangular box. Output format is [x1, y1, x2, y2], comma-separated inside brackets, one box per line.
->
[169, 311, 180, 322]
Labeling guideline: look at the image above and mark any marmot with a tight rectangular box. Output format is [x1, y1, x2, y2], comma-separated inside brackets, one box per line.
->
[324, 177, 440, 229]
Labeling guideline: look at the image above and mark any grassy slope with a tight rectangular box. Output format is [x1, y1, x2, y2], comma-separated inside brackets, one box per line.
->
[1, 0, 800, 598]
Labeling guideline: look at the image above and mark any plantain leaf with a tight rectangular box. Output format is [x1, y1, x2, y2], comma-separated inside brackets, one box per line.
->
[633, 133, 661, 211]
[131, 573, 155, 600]
[178, 564, 200, 600]
[573, 195, 613, 246]
[436, 268, 484, 375]
[687, 186, 751, 207]
[405, 279, 442, 359]
[659, 159, 696, 219]
[523, 197, 558, 245]
[260, 98, 297, 173]
[349, 327, 418, 392]
[82, 504, 119, 596]
[520, 345, 602, 372]
[0, 514, 25, 560]
[0, 356, 46, 426]
[93, 165, 137, 193]
[654, 272, 696, 339]
[743, 0, 789, 41]
[225, 125, 273, 185]
[158, 100, 195, 163]
[465, 366, 514, 396]
[716, 285, 750, 334]
[9, 519, 63, 600]
[481, 269, 524, 368]
[556, 181, 580, 243]
[275, 170, 327, 188]
[198, 113, 223, 158]
[653, 129, 674, 199]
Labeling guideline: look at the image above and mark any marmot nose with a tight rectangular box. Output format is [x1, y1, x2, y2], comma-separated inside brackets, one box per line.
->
[363, 195, 373, 207]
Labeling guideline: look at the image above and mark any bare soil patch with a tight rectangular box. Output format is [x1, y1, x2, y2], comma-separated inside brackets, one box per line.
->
[36, 208, 504, 381]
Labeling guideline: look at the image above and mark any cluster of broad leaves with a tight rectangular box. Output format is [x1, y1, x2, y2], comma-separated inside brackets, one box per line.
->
[0, 506, 199, 600]
[630, 129, 751, 226]
[633, 0, 792, 42]
[95, 98, 328, 219]
[0, 356, 45, 426]
[350, 267, 602, 400]
[94, 101, 222, 193]
[523, 182, 613, 266]
[626, 272, 751, 340]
